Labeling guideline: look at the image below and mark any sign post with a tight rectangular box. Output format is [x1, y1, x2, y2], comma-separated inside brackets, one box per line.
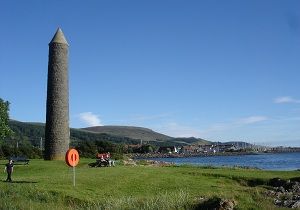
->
[73, 166, 75, 187]
[65, 149, 80, 187]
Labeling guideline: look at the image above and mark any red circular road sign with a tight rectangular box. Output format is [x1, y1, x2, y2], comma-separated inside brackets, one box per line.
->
[65, 149, 80, 167]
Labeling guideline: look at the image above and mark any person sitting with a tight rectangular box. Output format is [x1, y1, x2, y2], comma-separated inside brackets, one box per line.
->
[100, 155, 105, 163]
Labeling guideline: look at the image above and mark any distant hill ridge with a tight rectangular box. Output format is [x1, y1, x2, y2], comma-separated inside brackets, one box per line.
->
[83, 126, 173, 142]
[8, 120, 211, 146]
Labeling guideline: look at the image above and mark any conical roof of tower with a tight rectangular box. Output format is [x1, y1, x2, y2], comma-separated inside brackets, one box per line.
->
[49, 28, 69, 45]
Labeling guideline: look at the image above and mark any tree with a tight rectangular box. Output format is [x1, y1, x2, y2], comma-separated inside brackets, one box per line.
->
[0, 98, 13, 140]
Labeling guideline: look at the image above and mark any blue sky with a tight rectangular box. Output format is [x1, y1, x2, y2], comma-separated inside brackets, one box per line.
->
[1, 1, 300, 146]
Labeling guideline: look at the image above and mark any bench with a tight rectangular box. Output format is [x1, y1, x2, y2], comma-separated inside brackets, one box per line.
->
[10, 157, 30, 165]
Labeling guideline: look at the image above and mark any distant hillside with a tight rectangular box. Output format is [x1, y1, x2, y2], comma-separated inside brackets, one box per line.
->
[82, 126, 172, 142]
[173, 137, 211, 145]
[8, 120, 140, 146]
[8, 120, 210, 146]
[82, 126, 211, 145]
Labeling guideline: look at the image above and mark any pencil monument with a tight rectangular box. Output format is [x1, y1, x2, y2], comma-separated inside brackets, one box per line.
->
[45, 28, 70, 160]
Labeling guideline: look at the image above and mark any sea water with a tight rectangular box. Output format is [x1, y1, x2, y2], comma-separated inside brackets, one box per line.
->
[151, 152, 300, 171]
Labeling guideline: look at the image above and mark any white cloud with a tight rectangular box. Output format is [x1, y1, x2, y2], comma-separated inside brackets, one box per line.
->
[200, 115, 268, 135]
[154, 115, 268, 138]
[78, 112, 103, 126]
[239, 116, 268, 124]
[274, 96, 300, 104]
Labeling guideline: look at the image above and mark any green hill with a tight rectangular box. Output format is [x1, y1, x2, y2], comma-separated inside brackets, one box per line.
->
[8, 120, 140, 146]
[8, 120, 211, 146]
[82, 126, 172, 142]
[82, 126, 211, 145]
[172, 137, 211, 145]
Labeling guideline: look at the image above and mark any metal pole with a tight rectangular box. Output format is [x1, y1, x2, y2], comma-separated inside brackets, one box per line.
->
[73, 166, 76, 187]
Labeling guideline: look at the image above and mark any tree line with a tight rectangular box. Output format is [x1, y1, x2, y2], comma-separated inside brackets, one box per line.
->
[3, 120, 138, 159]
[0, 98, 141, 159]
[0, 98, 194, 159]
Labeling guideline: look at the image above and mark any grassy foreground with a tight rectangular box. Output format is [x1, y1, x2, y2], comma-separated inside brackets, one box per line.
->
[0, 159, 299, 210]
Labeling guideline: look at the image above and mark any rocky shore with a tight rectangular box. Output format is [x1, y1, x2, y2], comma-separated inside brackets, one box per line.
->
[266, 178, 300, 208]
[123, 158, 174, 167]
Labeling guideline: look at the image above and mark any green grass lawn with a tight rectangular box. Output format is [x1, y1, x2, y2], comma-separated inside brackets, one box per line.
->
[0, 159, 299, 210]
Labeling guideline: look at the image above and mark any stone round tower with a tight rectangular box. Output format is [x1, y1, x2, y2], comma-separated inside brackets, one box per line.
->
[45, 28, 70, 160]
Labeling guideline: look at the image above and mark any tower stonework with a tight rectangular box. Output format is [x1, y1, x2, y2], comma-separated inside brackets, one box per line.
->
[45, 28, 70, 160]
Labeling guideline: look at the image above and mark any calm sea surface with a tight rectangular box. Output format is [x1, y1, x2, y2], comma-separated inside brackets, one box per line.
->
[149, 152, 300, 171]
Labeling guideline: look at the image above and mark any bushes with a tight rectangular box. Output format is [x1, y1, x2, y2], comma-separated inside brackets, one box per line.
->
[0, 143, 42, 159]
[0, 138, 125, 160]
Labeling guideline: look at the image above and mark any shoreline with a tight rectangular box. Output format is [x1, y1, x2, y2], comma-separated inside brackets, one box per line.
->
[131, 151, 300, 159]
[131, 151, 259, 159]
